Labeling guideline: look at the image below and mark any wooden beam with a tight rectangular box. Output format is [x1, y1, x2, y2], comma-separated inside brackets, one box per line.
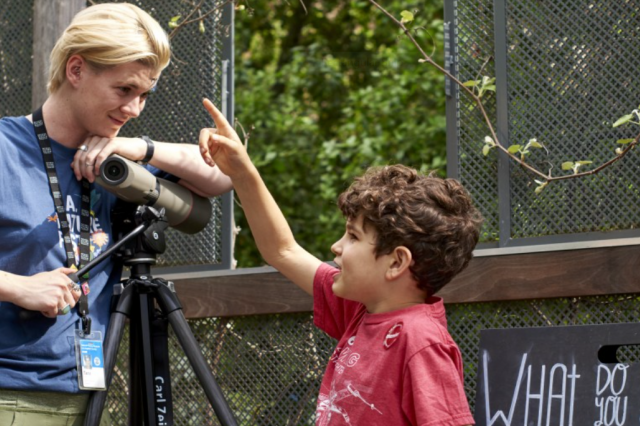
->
[440, 244, 640, 303]
[156, 266, 313, 318]
[157, 244, 640, 318]
[32, 0, 85, 109]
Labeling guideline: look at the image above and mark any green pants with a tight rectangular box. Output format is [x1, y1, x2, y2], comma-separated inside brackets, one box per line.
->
[0, 389, 111, 426]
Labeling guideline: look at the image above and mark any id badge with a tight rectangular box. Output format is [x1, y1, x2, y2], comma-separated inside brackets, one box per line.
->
[74, 329, 107, 390]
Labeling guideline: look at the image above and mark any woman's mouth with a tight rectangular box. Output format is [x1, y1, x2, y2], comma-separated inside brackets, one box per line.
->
[109, 116, 126, 126]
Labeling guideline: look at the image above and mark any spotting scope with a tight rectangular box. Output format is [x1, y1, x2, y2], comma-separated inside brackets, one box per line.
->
[95, 155, 211, 234]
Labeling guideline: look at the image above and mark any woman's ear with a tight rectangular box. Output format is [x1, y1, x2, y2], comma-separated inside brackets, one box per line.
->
[66, 55, 85, 87]
[385, 246, 413, 281]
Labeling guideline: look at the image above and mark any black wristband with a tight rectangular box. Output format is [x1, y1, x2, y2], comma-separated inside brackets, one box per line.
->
[138, 135, 154, 165]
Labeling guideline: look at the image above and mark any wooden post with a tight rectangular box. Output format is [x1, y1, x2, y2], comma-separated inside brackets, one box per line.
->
[32, 0, 85, 109]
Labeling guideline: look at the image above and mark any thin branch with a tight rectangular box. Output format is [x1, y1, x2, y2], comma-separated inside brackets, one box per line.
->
[168, 0, 237, 40]
[367, 0, 640, 185]
[474, 55, 494, 83]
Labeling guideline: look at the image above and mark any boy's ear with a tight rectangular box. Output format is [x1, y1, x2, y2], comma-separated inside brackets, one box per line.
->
[385, 246, 413, 281]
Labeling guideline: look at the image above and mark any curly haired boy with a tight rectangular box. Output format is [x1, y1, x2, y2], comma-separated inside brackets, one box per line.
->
[199, 99, 482, 426]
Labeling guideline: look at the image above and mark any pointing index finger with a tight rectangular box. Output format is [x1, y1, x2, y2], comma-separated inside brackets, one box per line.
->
[202, 98, 231, 130]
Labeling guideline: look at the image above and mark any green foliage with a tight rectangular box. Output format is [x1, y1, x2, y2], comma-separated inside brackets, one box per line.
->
[463, 76, 496, 100]
[234, 0, 446, 267]
[561, 160, 593, 175]
[507, 138, 544, 161]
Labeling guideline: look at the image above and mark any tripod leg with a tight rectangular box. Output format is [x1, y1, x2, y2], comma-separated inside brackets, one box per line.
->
[129, 291, 144, 426]
[84, 284, 135, 426]
[167, 311, 238, 426]
[155, 284, 238, 426]
[138, 292, 162, 426]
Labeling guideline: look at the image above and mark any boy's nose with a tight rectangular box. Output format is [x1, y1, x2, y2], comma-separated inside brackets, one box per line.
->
[330, 238, 343, 255]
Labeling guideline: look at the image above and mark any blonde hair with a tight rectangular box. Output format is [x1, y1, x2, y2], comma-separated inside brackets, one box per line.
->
[48, 3, 171, 94]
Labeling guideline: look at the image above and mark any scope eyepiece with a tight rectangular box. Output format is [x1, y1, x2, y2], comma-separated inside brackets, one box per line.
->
[102, 157, 127, 184]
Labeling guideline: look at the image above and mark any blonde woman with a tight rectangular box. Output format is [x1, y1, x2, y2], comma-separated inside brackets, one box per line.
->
[0, 3, 231, 424]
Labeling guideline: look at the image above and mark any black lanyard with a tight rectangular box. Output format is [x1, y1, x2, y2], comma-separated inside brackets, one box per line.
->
[32, 107, 91, 330]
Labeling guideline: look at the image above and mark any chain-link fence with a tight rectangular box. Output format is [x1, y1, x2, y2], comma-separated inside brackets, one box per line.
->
[446, 0, 640, 246]
[98, 294, 640, 425]
[0, 1, 33, 118]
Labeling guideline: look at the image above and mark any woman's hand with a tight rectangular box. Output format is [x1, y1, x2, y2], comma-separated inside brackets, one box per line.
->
[72, 136, 148, 182]
[10, 267, 82, 318]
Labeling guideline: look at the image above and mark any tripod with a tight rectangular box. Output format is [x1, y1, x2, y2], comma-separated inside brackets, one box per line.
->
[83, 205, 238, 426]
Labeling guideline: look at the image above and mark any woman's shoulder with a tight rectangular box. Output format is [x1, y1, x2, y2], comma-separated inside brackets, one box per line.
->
[0, 115, 31, 134]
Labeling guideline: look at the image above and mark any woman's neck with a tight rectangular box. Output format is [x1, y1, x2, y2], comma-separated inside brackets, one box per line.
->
[39, 95, 87, 148]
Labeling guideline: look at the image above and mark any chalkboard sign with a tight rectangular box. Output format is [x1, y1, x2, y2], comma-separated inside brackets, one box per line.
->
[474, 323, 640, 426]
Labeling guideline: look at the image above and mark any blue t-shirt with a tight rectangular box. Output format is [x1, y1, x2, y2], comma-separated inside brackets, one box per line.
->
[0, 116, 174, 393]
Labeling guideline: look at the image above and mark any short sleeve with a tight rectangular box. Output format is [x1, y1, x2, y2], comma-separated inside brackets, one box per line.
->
[402, 343, 475, 426]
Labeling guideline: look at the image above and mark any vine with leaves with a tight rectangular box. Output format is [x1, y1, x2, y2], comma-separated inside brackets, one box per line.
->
[368, 0, 640, 194]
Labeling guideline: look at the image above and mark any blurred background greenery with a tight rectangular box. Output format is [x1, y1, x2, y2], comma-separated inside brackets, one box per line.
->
[233, 0, 446, 267]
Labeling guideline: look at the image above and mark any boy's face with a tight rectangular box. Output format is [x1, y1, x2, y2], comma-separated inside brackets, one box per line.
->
[330, 215, 390, 308]
[71, 60, 159, 139]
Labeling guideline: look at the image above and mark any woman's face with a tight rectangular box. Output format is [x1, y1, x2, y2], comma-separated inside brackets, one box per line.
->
[71, 60, 159, 139]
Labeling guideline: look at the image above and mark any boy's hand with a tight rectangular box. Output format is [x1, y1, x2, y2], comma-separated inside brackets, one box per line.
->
[199, 98, 251, 179]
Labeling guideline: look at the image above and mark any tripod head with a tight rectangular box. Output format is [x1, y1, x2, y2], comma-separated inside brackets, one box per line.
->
[109, 202, 170, 277]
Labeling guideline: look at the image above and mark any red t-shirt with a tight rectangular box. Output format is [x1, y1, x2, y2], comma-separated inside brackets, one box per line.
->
[313, 263, 475, 426]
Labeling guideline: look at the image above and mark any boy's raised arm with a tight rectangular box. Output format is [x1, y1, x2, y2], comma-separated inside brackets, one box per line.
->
[199, 99, 322, 295]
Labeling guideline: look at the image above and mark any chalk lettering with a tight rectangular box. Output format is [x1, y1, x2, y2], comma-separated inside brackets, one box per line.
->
[483, 352, 580, 426]
[546, 364, 570, 426]
[524, 364, 545, 425]
[594, 364, 628, 426]
[484, 351, 527, 426]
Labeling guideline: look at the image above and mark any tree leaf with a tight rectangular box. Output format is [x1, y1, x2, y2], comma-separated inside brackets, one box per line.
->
[612, 114, 634, 127]
[576, 160, 592, 165]
[507, 144, 521, 154]
[616, 138, 635, 144]
[462, 80, 480, 87]
[482, 76, 495, 85]
[482, 144, 492, 156]
[400, 10, 414, 24]
[529, 141, 543, 148]
[534, 181, 548, 194]
[561, 161, 575, 170]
